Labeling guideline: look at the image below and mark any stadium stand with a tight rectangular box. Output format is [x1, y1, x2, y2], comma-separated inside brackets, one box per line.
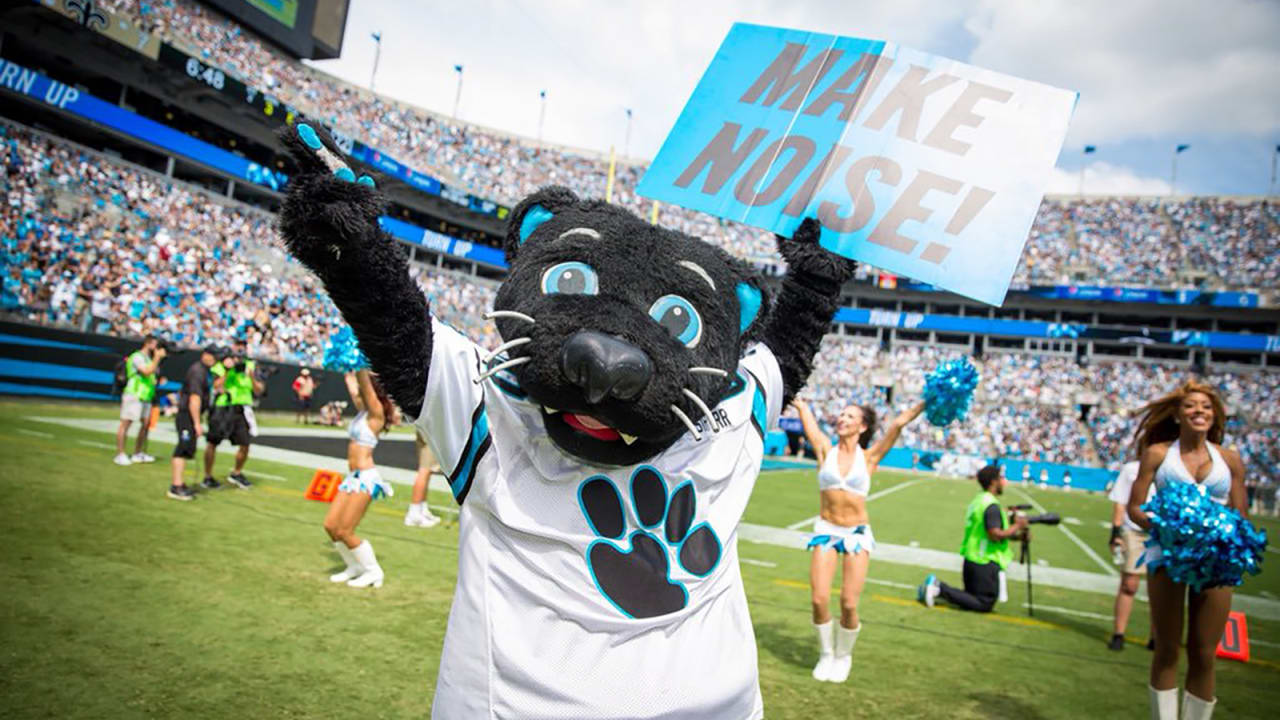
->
[1, 0, 1276, 490]
[99, 0, 1280, 288]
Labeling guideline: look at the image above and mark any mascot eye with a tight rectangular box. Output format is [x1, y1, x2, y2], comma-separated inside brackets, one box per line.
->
[648, 295, 702, 348]
[541, 262, 599, 296]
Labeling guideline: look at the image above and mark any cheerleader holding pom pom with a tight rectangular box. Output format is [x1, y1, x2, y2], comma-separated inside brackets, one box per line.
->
[1126, 380, 1266, 720]
[322, 330, 399, 589]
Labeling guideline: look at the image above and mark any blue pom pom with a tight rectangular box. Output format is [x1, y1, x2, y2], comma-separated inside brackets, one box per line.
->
[322, 327, 369, 373]
[1141, 481, 1267, 592]
[922, 357, 980, 427]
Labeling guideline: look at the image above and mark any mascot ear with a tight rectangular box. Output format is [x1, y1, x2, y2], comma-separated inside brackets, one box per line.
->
[735, 276, 769, 341]
[504, 186, 580, 263]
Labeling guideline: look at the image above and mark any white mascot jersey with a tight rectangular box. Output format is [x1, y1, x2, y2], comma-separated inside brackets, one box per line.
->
[417, 319, 782, 719]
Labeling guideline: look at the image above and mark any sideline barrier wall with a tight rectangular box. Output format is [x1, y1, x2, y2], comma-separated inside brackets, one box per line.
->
[767, 430, 1117, 486]
[0, 320, 343, 411]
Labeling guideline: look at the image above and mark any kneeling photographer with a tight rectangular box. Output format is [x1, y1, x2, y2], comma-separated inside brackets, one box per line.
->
[919, 465, 1027, 613]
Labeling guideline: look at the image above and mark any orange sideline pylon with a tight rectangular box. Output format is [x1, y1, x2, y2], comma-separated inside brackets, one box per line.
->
[305, 469, 343, 502]
[1216, 611, 1250, 662]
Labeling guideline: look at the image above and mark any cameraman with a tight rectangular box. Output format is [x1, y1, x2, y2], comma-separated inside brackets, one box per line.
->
[114, 334, 166, 466]
[167, 345, 218, 501]
[203, 342, 263, 489]
[919, 465, 1027, 612]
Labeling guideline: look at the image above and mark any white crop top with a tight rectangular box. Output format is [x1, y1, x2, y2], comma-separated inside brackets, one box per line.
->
[817, 443, 870, 497]
[1154, 439, 1231, 504]
[348, 410, 378, 449]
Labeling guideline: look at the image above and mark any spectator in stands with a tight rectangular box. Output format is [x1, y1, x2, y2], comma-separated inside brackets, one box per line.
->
[114, 334, 166, 466]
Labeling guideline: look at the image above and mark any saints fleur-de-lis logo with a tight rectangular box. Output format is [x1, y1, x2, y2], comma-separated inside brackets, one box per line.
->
[65, 0, 108, 30]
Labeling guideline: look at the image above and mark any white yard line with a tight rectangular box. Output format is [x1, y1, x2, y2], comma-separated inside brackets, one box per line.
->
[1020, 603, 1112, 621]
[16, 428, 53, 439]
[739, 558, 777, 568]
[785, 479, 925, 530]
[1009, 486, 1118, 577]
[785, 516, 819, 530]
[76, 439, 114, 450]
[246, 471, 289, 482]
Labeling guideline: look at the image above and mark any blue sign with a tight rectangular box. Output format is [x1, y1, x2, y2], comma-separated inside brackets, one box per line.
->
[378, 217, 508, 268]
[639, 23, 1076, 305]
[0, 58, 288, 191]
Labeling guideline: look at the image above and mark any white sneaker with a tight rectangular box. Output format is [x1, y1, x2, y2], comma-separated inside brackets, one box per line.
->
[347, 567, 384, 588]
[329, 567, 363, 583]
[405, 510, 441, 528]
[130, 453, 155, 463]
[812, 654, 834, 682]
[113, 453, 132, 466]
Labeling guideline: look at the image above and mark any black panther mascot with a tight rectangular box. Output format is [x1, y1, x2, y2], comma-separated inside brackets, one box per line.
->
[278, 122, 855, 719]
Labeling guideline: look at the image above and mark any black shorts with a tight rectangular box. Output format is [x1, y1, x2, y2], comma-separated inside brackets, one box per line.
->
[295, 395, 312, 410]
[208, 405, 251, 447]
[173, 411, 199, 459]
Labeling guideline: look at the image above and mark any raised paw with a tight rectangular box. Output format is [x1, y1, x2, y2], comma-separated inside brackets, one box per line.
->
[279, 122, 376, 187]
[579, 468, 722, 619]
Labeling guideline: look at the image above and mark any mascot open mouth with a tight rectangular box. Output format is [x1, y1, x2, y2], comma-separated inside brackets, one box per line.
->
[555, 410, 637, 444]
[537, 404, 672, 466]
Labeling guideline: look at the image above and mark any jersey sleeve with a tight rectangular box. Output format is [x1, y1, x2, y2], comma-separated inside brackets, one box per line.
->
[738, 343, 785, 431]
[415, 318, 489, 505]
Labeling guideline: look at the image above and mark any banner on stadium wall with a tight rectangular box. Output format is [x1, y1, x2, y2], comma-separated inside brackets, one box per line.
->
[895, 280, 1260, 308]
[833, 307, 1280, 352]
[0, 58, 289, 191]
[38, 0, 162, 60]
[638, 23, 1077, 306]
[378, 217, 509, 268]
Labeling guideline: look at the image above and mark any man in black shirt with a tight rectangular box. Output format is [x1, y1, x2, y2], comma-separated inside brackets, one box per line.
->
[168, 345, 218, 501]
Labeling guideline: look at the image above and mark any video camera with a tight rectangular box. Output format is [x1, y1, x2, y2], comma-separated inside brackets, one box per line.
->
[1007, 504, 1061, 526]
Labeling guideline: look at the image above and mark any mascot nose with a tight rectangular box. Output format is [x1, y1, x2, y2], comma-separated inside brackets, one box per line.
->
[560, 330, 653, 404]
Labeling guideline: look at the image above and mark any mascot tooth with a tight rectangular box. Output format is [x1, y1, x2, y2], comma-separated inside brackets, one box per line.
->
[278, 122, 857, 720]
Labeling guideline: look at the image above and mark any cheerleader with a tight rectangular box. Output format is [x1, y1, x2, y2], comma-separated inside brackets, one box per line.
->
[792, 398, 925, 683]
[1127, 380, 1247, 720]
[324, 370, 399, 588]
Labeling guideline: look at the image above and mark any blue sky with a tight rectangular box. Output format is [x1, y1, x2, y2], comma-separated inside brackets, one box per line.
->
[307, 0, 1279, 196]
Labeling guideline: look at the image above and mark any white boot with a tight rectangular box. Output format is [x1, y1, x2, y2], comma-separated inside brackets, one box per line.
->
[346, 540, 384, 588]
[1181, 691, 1215, 720]
[811, 621, 835, 681]
[329, 541, 362, 583]
[828, 624, 861, 683]
[1149, 685, 1178, 720]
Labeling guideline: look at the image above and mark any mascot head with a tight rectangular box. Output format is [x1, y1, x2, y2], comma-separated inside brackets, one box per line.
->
[487, 186, 769, 466]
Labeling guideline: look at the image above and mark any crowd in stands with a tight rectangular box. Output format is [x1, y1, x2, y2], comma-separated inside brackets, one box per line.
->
[7, 0, 1280, 485]
[1, 123, 494, 363]
[99, 0, 1279, 289]
[5, 123, 1278, 483]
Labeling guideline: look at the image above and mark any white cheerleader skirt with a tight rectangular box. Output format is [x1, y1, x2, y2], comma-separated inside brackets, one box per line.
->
[338, 467, 394, 500]
[807, 518, 876, 555]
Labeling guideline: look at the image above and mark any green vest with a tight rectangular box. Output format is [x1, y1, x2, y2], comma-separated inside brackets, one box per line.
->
[960, 490, 1013, 569]
[211, 361, 255, 406]
[124, 350, 156, 402]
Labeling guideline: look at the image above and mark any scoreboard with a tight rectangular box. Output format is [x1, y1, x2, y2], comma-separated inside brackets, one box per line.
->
[196, 0, 349, 60]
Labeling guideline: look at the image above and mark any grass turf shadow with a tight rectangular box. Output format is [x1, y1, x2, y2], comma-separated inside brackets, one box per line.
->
[753, 620, 819, 671]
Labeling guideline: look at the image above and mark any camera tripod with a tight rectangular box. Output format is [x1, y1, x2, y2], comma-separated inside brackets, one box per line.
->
[1018, 532, 1034, 616]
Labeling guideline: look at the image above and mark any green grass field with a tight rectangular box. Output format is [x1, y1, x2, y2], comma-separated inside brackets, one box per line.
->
[1, 399, 1277, 718]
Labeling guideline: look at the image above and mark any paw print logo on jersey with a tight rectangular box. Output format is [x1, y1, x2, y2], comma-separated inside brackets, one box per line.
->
[578, 466, 722, 619]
